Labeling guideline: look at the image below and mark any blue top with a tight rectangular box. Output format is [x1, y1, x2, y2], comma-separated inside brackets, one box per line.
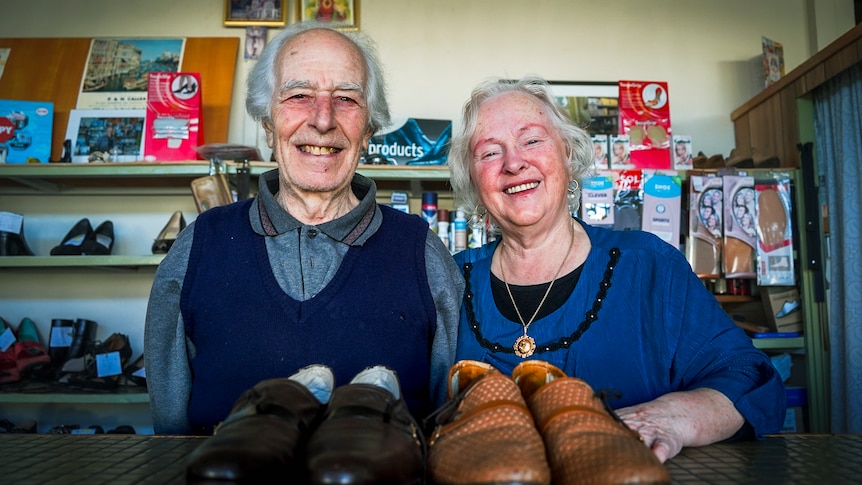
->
[454, 219, 785, 438]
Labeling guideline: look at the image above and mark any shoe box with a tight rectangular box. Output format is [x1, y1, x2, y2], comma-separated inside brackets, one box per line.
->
[761, 286, 803, 333]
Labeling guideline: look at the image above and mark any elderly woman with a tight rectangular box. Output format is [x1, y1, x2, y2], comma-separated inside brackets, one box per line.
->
[446, 75, 785, 463]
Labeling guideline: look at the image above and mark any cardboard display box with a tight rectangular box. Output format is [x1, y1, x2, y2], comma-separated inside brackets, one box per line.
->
[0, 100, 54, 163]
[762, 286, 803, 332]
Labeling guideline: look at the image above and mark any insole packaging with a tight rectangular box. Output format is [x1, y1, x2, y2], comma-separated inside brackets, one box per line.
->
[686, 174, 723, 278]
[755, 174, 795, 286]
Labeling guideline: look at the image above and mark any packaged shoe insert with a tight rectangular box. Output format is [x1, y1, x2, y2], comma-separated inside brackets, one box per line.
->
[723, 174, 757, 279]
[686, 174, 723, 278]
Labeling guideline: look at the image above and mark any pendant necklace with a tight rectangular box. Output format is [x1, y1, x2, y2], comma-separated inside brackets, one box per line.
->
[499, 219, 576, 358]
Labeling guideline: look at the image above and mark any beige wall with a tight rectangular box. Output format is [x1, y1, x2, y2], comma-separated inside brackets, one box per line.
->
[1, 0, 855, 161]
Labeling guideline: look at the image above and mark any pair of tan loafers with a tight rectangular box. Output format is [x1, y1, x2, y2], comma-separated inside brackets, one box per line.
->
[427, 360, 670, 485]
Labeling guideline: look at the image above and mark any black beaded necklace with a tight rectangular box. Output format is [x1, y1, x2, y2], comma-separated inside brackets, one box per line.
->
[463, 247, 621, 356]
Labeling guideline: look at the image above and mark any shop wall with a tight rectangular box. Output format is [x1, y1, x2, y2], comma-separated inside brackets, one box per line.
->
[0, 0, 854, 161]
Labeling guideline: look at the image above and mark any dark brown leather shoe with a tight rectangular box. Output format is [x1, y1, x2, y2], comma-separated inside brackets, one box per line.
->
[306, 366, 425, 485]
[513, 360, 670, 485]
[186, 374, 330, 483]
[427, 360, 550, 485]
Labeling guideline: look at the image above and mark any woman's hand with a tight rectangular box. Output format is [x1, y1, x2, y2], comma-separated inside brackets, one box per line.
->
[615, 388, 745, 463]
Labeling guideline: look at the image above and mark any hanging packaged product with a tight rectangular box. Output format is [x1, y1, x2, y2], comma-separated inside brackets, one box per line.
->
[144, 72, 204, 161]
[641, 169, 682, 250]
[686, 173, 723, 278]
[722, 174, 757, 279]
[618, 81, 672, 169]
[755, 172, 795, 286]
[613, 169, 643, 231]
[580, 170, 616, 228]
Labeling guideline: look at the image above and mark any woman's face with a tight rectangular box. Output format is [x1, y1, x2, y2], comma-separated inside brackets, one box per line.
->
[469, 91, 570, 231]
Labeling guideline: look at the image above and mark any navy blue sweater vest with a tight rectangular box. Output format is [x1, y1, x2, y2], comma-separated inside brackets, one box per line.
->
[182, 199, 436, 433]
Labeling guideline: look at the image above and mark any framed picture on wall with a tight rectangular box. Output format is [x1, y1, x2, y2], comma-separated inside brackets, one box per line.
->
[546, 81, 619, 136]
[224, 0, 288, 27]
[297, 0, 359, 31]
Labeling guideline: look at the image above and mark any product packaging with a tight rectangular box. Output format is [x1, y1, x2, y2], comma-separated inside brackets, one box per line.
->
[144, 72, 203, 161]
[390, 191, 409, 214]
[686, 173, 723, 277]
[591, 134, 609, 169]
[641, 169, 682, 249]
[722, 174, 757, 278]
[672, 135, 693, 171]
[609, 134, 633, 169]
[618, 80, 672, 169]
[614, 169, 643, 231]
[755, 173, 795, 286]
[0, 100, 54, 163]
[580, 170, 615, 228]
[422, 192, 438, 232]
[365, 118, 451, 165]
[762, 286, 803, 332]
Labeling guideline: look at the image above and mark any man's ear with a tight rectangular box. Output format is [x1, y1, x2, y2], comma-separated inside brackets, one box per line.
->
[362, 128, 374, 152]
[263, 119, 275, 147]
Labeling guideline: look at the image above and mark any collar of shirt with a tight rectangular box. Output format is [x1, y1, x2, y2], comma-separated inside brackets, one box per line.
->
[252, 168, 381, 246]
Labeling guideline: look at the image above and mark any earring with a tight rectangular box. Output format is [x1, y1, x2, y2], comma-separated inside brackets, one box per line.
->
[469, 205, 487, 226]
[567, 180, 580, 204]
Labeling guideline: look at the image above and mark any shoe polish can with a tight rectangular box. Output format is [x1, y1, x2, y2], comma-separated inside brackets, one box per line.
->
[422, 192, 438, 233]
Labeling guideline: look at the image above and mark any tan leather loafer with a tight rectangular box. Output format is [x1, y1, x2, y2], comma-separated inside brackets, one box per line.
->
[513, 360, 670, 485]
[427, 360, 551, 485]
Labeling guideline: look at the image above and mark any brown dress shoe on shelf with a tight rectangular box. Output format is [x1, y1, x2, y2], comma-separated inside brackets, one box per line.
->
[427, 360, 551, 485]
[306, 366, 424, 485]
[513, 360, 670, 485]
[186, 369, 332, 484]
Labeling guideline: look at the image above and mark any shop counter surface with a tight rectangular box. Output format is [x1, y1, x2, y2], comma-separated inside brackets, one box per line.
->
[0, 433, 859, 484]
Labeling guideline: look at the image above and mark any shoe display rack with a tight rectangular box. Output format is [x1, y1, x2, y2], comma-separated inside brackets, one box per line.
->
[0, 161, 451, 433]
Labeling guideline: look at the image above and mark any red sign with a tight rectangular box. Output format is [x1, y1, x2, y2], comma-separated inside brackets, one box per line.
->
[0, 117, 15, 143]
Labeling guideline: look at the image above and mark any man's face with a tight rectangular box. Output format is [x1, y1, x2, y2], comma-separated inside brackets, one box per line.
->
[264, 29, 371, 197]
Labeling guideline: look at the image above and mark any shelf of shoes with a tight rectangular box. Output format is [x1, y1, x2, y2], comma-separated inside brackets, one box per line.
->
[0, 161, 452, 195]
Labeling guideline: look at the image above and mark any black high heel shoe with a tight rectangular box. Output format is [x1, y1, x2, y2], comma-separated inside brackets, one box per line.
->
[50, 218, 93, 255]
[152, 211, 186, 254]
[82, 220, 114, 255]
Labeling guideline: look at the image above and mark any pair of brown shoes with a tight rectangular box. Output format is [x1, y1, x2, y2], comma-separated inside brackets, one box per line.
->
[186, 365, 425, 484]
[427, 360, 670, 485]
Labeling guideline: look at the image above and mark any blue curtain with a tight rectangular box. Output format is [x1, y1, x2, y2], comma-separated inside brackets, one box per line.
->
[813, 62, 862, 433]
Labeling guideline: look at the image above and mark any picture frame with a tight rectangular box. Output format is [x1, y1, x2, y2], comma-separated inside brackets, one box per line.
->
[297, 0, 359, 31]
[65, 109, 146, 163]
[224, 0, 287, 27]
[547, 81, 619, 136]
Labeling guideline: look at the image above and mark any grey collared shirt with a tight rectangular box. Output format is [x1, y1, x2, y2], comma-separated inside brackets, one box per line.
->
[144, 169, 464, 435]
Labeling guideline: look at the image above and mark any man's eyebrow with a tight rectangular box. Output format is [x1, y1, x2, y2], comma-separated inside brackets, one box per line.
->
[277, 80, 364, 94]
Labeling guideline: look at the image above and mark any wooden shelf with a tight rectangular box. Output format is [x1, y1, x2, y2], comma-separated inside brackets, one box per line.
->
[0, 255, 164, 269]
[752, 337, 805, 350]
[0, 389, 149, 404]
[0, 161, 451, 194]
